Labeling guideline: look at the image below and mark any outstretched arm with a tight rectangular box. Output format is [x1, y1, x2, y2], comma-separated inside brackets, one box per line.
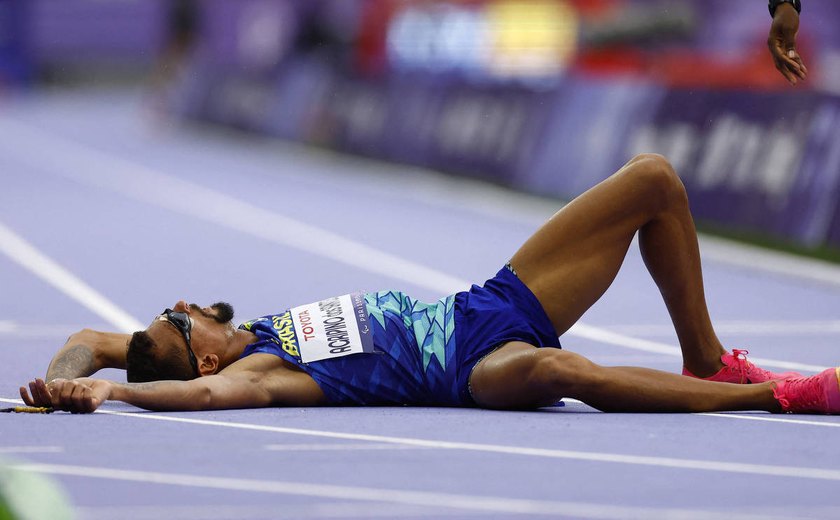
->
[22, 376, 271, 413]
[767, 1, 807, 85]
[23, 354, 326, 413]
[46, 329, 131, 381]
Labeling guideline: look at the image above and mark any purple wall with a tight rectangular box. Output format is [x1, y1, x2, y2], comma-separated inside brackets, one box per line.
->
[25, 0, 168, 66]
[161, 0, 840, 252]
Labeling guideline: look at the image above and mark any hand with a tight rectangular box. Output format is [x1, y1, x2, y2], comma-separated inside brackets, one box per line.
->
[20, 378, 110, 413]
[767, 3, 807, 85]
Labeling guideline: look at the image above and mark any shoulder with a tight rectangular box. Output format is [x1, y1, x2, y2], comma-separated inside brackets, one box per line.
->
[221, 353, 305, 376]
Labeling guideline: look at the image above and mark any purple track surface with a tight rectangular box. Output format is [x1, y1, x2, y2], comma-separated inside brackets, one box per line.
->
[2, 89, 840, 520]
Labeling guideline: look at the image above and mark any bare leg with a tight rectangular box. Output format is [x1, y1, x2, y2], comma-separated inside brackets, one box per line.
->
[470, 342, 780, 412]
[510, 153, 724, 376]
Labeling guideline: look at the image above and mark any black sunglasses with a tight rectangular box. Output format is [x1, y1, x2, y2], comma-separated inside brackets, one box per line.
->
[161, 308, 200, 377]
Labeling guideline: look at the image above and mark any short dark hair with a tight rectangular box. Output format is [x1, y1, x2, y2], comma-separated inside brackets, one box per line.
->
[126, 330, 196, 382]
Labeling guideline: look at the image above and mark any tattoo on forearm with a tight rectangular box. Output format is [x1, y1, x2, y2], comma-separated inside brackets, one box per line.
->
[46, 344, 95, 380]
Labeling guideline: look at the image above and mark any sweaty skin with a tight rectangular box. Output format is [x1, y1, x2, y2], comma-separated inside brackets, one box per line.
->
[22, 154, 805, 415]
[28, 353, 326, 413]
[39, 3, 810, 385]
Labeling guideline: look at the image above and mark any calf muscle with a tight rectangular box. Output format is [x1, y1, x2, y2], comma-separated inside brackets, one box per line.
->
[470, 342, 781, 413]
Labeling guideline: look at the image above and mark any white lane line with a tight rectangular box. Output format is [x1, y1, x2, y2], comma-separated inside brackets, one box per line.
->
[0, 446, 63, 454]
[563, 398, 840, 428]
[2, 398, 837, 482]
[74, 503, 490, 520]
[697, 413, 840, 428]
[0, 119, 827, 373]
[604, 320, 840, 337]
[0, 221, 143, 333]
[12, 462, 792, 519]
[568, 323, 824, 372]
[0, 123, 466, 296]
[2, 393, 835, 430]
[699, 234, 840, 288]
[265, 443, 431, 451]
[89, 413, 840, 481]
[0, 320, 105, 339]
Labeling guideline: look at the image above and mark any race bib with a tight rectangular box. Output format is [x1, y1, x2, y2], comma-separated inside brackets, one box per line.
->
[290, 293, 375, 363]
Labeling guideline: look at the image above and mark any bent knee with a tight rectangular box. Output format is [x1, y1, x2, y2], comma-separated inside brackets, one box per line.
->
[625, 153, 687, 210]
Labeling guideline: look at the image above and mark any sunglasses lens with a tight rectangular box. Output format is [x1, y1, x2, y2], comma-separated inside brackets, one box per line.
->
[163, 310, 189, 332]
[161, 309, 198, 377]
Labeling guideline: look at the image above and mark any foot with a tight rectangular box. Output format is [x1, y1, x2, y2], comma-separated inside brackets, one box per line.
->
[683, 349, 802, 384]
[772, 368, 840, 414]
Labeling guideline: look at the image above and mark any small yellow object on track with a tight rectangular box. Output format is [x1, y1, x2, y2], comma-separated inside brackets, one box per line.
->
[0, 406, 54, 414]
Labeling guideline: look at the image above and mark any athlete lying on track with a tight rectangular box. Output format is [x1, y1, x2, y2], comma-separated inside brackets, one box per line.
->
[21, 154, 840, 415]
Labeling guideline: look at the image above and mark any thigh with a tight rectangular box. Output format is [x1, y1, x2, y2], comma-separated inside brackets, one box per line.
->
[468, 341, 568, 409]
[510, 156, 665, 335]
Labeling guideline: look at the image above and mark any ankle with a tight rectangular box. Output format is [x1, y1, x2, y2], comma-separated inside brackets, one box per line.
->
[767, 381, 784, 413]
[683, 352, 726, 379]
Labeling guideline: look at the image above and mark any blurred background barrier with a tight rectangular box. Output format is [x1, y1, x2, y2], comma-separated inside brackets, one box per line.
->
[3, 0, 840, 252]
[0, 0, 168, 84]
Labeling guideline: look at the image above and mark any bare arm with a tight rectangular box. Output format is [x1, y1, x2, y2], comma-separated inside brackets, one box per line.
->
[46, 329, 131, 381]
[107, 374, 274, 411]
[23, 354, 326, 413]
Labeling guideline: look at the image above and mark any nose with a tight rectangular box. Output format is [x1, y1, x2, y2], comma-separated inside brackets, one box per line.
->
[173, 300, 190, 313]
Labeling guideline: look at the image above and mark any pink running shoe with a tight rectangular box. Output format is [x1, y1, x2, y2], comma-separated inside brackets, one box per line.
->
[682, 349, 802, 384]
[772, 368, 840, 414]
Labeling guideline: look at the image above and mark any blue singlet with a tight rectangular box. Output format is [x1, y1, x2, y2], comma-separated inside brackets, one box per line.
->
[239, 266, 560, 406]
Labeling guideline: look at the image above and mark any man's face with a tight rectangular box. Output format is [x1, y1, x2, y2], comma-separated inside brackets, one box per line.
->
[145, 301, 236, 375]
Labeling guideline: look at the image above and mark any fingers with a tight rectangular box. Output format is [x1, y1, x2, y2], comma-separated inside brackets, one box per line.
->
[68, 383, 96, 414]
[769, 44, 806, 85]
[57, 380, 73, 408]
[67, 383, 84, 413]
[82, 387, 100, 414]
[58, 380, 87, 413]
[27, 379, 52, 407]
[19, 378, 99, 413]
[20, 379, 59, 408]
[788, 49, 808, 77]
[781, 49, 807, 81]
[19, 385, 35, 406]
[775, 58, 798, 85]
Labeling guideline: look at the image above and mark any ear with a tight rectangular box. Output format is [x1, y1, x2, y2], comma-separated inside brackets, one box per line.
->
[198, 354, 220, 376]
